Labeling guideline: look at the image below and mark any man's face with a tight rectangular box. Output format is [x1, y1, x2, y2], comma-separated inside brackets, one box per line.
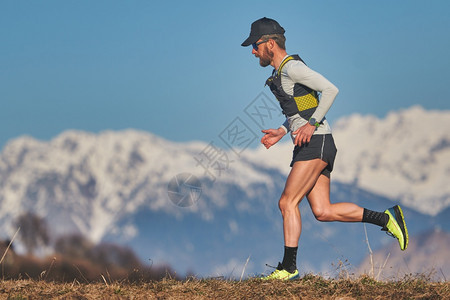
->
[252, 39, 273, 67]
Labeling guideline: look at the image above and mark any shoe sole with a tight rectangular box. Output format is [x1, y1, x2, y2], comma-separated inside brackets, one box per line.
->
[393, 205, 409, 250]
[260, 271, 300, 280]
[264, 274, 299, 280]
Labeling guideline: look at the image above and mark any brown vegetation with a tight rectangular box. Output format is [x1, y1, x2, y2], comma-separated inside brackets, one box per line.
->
[0, 233, 177, 283]
[1, 213, 178, 283]
[0, 275, 448, 299]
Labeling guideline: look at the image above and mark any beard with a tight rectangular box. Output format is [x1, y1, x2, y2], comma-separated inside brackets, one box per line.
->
[259, 47, 273, 67]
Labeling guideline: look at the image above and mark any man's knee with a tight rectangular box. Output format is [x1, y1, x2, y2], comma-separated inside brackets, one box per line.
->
[312, 206, 332, 222]
[278, 194, 298, 214]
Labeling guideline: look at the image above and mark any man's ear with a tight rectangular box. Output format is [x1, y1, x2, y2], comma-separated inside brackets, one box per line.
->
[268, 39, 276, 49]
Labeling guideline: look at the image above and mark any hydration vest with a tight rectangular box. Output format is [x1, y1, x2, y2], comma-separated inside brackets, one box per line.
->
[265, 55, 319, 120]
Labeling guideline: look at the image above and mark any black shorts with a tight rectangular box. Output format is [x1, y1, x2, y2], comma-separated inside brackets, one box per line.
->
[290, 134, 337, 178]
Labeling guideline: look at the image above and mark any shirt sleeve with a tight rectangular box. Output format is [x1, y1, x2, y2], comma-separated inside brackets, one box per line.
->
[280, 118, 289, 133]
[285, 61, 339, 122]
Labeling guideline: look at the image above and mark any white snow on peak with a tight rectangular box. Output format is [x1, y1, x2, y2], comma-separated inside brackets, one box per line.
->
[331, 106, 450, 215]
[0, 129, 280, 242]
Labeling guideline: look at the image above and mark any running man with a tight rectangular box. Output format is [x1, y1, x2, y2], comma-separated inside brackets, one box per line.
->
[241, 17, 408, 280]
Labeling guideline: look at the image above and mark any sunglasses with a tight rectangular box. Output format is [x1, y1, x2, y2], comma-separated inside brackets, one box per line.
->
[252, 39, 269, 51]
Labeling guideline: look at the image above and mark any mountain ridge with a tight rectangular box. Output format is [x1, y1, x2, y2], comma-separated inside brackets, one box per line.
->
[332, 105, 450, 215]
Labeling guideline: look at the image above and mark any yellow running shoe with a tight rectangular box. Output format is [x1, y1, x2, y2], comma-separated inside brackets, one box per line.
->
[383, 205, 409, 251]
[261, 263, 299, 280]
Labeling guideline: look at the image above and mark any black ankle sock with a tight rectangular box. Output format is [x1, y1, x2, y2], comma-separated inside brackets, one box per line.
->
[281, 246, 298, 273]
[362, 208, 389, 228]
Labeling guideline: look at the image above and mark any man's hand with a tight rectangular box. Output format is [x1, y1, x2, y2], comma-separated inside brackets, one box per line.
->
[261, 128, 286, 149]
[292, 123, 316, 146]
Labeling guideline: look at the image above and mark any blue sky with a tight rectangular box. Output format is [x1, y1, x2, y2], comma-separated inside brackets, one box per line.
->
[1, 0, 449, 149]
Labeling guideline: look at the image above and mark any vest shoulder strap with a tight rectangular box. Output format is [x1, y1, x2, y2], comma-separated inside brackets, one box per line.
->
[277, 55, 305, 76]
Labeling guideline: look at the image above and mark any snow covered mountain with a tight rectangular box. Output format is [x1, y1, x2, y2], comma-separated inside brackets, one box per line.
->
[0, 129, 251, 243]
[0, 106, 448, 277]
[332, 106, 450, 216]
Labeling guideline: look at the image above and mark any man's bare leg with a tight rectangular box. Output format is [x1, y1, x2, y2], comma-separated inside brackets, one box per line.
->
[275, 159, 326, 273]
[306, 174, 363, 222]
[305, 174, 409, 251]
[279, 159, 327, 247]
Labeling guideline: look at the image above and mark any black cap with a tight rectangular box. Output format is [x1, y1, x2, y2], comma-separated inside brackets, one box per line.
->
[241, 17, 285, 47]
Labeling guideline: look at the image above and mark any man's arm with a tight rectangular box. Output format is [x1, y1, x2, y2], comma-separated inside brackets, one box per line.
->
[286, 61, 339, 122]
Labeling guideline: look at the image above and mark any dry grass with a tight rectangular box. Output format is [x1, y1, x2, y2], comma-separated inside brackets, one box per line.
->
[1, 274, 448, 299]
